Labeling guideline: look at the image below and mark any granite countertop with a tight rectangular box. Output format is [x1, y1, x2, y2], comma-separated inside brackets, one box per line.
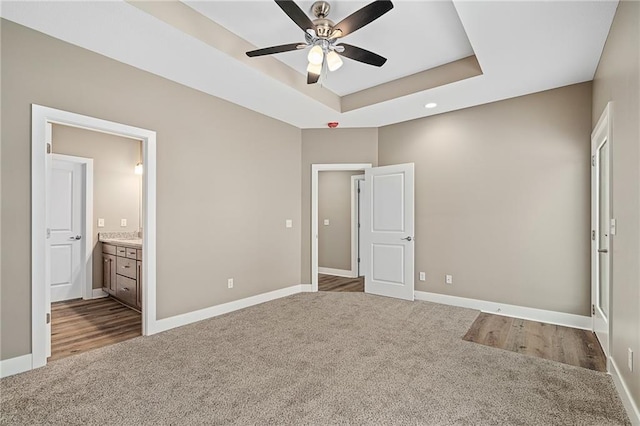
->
[99, 231, 143, 249]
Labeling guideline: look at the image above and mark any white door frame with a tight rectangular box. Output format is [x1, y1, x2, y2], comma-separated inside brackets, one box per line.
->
[311, 164, 372, 292]
[591, 102, 613, 361]
[351, 175, 365, 278]
[32, 104, 157, 370]
[51, 153, 94, 301]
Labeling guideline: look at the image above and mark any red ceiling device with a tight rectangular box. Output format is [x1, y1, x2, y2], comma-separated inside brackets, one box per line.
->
[328, 122, 339, 128]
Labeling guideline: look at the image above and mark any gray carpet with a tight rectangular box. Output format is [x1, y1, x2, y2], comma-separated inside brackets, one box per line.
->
[0, 293, 630, 425]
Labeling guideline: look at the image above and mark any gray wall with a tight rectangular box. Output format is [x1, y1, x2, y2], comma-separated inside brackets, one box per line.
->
[592, 0, 640, 410]
[379, 82, 593, 316]
[301, 129, 378, 283]
[318, 171, 362, 271]
[52, 125, 142, 290]
[0, 20, 301, 360]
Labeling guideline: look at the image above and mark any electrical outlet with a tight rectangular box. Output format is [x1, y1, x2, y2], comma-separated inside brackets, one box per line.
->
[285, 219, 293, 228]
[445, 274, 453, 285]
[629, 348, 634, 372]
[97, 218, 105, 227]
[227, 278, 234, 289]
[419, 272, 426, 281]
[323, 219, 330, 226]
[120, 218, 127, 227]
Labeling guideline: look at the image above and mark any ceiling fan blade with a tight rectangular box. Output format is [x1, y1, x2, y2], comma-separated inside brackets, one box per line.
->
[246, 43, 305, 57]
[338, 44, 387, 67]
[307, 71, 320, 84]
[330, 0, 393, 39]
[275, 1, 315, 33]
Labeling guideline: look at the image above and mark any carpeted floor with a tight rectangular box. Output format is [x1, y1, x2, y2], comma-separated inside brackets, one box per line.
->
[0, 293, 630, 425]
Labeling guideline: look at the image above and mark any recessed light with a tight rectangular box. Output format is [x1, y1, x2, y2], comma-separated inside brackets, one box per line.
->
[425, 102, 437, 109]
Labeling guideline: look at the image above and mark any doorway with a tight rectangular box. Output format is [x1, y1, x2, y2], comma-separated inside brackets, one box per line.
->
[31, 104, 157, 370]
[591, 102, 613, 361]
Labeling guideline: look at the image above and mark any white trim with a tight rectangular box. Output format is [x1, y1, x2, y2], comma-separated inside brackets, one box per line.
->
[91, 288, 109, 299]
[351, 175, 365, 278]
[51, 154, 94, 301]
[32, 104, 157, 370]
[311, 164, 372, 292]
[152, 284, 307, 334]
[318, 267, 354, 278]
[0, 354, 33, 378]
[414, 291, 592, 330]
[300, 284, 313, 292]
[610, 357, 640, 425]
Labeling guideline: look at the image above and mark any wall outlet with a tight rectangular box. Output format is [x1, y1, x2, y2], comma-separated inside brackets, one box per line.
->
[97, 218, 105, 227]
[445, 274, 453, 284]
[419, 272, 426, 281]
[629, 348, 634, 372]
[227, 278, 234, 289]
[323, 219, 330, 226]
[120, 218, 127, 227]
[285, 219, 293, 228]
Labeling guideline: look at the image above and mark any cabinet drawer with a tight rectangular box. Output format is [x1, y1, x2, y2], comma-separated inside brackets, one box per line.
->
[116, 256, 137, 279]
[116, 275, 137, 307]
[136, 249, 143, 261]
[126, 248, 137, 259]
[102, 243, 116, 255]
[116, 246, 127, 257]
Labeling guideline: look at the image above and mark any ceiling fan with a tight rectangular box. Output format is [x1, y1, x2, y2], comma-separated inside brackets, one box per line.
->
[246, 0, 394, 84]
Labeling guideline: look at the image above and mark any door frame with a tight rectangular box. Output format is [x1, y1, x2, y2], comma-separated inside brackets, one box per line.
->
[51, 153, 94, 301]
[591, 101, 613, 362]
[311, 163, 372, 292]
[32, 104, 157, 370]
[351, 175, 365, 277]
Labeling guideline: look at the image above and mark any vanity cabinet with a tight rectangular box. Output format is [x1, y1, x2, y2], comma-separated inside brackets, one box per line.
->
[102, 242, 142, 310]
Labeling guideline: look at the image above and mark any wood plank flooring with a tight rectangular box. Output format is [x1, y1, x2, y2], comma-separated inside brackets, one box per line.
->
[318, 274, 364, 292]
[50, 297, 141, 361]
[463, 312, 606, 372]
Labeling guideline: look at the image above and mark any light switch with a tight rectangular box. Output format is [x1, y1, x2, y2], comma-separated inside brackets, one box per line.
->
[323, 219, 330, 226]
[419, 272, 426, 281]
[97, 218, 105, 227]
[610, 218, 617, 235]
[285, 219, 293, 228]
[120, 219, 127, 227]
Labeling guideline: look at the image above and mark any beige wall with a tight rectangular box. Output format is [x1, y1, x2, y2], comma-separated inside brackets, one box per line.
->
[0, 20, 301, 360]
[379, 82, 593, 316]
[318, 171, 363, 271]
[592, 0, 640, 410]
[52, 125, 142, 289]
[301, 129, 378, 283]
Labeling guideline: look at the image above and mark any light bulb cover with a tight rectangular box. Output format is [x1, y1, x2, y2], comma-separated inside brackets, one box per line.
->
[307, 62, 322, 75]
[425, 102, 438, 109]
[307, 45, 324, 65]
[134, 163, 143, 175]
[326, 51, 343, 72]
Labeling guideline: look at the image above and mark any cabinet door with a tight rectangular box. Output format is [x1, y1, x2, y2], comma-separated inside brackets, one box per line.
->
[136, 261, 142, 309]
[103, 254, 116, 295]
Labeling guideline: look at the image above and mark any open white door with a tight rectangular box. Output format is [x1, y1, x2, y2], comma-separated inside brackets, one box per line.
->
[591, 104, 612, 358]
[362, 163, 414, 301]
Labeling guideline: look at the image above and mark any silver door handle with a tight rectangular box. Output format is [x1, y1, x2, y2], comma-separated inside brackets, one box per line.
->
[69, 235, 82, 240]
[401, 236, 413, 241]
[598, 248, 608, 253]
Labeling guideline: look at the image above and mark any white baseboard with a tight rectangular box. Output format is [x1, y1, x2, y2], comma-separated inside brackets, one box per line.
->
[92, 289, 109, 299]
[414, 291, 592, 330]
[318, 267, 355, 278]
[610, 357, 640, 425]
[300, 284, 313, 292]
[151, 284, 307, 334]
[0, 354, 33, 378]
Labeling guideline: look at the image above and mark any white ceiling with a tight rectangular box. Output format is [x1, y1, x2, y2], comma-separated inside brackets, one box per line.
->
[1, 1, 618, 129]
[185, 1, 475, 96]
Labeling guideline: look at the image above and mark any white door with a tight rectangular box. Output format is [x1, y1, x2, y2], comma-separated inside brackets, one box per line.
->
[362, 163, 414, 301]
[50, 157, 84, 303]
[592, 106, 611, 357]
[358, 179, 366, 277]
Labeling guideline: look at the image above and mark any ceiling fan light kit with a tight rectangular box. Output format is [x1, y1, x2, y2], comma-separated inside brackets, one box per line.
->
[246, 0, 394, 85]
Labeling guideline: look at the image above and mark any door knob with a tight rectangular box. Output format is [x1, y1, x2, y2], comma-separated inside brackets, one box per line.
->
[69, 235, 82, 240]
[401, 236, 413, 241]
[598, 248, 608, 253]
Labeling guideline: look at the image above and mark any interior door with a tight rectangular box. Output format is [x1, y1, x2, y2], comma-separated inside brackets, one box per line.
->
[593, 137, 611, 356]
[50, 157, 84, 303]
[362, 163, 414, 301]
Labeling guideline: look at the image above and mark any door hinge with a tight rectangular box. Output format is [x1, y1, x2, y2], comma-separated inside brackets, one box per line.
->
[592, 230, 596, 241]
[592, 304, 595, 315]
[591, 155, 595, 167]
[357, 257, 360, 263]
[357, 188, 361, 193]
[46, 228, 51, 239]
[46, 143, 52, 154]
[46, 313, 51, 324]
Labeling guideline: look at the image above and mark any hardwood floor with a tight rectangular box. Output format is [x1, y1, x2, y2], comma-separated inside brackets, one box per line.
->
[463, 312, 606, 372]
[318, 274, 364, 292]
[50, 297, 141, 361]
